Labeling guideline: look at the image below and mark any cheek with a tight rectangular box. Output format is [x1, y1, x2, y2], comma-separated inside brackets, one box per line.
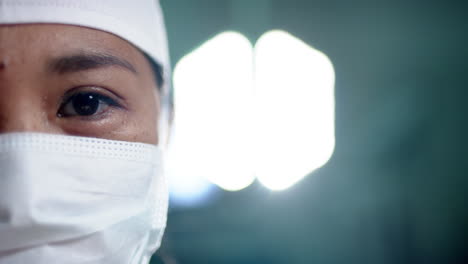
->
[125, 93, 159, 144]
[107, 87, 160, 145]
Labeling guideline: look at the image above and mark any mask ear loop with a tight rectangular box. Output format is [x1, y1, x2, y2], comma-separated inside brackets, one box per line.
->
[157, 96, 171, 150]
[145, 52, 172, 150]
[157, 67, 173, 152]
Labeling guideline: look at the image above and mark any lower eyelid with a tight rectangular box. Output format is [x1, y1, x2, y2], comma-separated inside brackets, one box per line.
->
[69, 106, 119, 121]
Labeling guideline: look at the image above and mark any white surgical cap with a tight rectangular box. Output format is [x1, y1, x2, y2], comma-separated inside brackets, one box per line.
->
[0, 0, 171, 95]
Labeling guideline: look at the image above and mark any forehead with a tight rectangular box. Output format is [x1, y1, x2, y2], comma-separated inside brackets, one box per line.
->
[0, 24, 144, 64]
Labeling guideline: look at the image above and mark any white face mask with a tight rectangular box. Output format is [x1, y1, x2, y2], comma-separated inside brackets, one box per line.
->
[0, 133, 168, 264]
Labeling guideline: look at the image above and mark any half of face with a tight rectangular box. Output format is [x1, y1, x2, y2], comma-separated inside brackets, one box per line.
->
[0, 24, 161, 145]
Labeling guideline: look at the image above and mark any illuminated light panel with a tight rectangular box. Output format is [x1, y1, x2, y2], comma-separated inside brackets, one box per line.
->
[254, 30, 335, 191]
[171, 31, 256, 192]
[166, 125, 216, 207]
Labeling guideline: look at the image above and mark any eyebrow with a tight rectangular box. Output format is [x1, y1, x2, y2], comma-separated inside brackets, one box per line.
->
[49, 52, 138, 75]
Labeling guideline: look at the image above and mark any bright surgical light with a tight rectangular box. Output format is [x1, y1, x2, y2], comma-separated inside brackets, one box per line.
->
[254, 30, 335, 191]
[171, 31, 255, 192]
[166, 124, 216, 207]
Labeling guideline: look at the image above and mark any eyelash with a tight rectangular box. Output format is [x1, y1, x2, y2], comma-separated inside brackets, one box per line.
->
[57, 87, 123, 119]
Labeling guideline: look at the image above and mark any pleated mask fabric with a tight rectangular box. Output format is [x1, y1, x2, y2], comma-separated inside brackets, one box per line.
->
[0, 133, 168, 264]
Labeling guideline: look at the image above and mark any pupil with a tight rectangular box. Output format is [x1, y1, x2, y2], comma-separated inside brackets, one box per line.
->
[72, 93, 99, 116]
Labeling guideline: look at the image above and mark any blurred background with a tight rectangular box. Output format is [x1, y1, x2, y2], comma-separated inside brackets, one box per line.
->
[152, 0, 467, 263]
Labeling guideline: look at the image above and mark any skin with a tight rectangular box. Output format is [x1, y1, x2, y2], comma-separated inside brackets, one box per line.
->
[0, 24, 161, 145]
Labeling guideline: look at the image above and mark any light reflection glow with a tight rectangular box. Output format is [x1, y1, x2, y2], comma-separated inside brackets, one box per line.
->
[169, 30, 335, 198]
[254, 30, 335, 190]
[170, 31, 255, 192]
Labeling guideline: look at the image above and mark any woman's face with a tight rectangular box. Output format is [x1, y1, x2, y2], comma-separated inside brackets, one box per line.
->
[0, 24, 160, 144]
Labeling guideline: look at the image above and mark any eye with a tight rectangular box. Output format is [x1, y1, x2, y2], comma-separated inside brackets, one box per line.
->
[57, 91, 121, 118]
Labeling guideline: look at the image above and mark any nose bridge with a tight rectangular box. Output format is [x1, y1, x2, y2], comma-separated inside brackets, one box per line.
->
[0, 85, 50, 134]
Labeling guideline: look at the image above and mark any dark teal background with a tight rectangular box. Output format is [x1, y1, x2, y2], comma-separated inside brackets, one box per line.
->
[153, 0, 467, 263]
